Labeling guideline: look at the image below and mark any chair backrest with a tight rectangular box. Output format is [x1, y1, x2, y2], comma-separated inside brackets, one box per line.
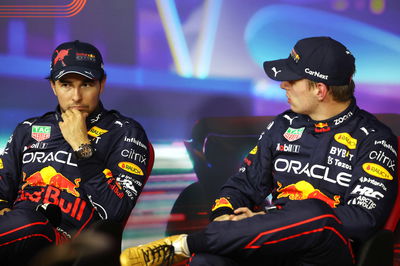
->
[373, 114, 400, 232]
[186, 116, 274, 191]
[144, 142, 155, 183]
[383, 136, 400, 231]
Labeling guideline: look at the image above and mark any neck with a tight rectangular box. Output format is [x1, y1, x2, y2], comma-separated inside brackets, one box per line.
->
[309, 99, 351, 121]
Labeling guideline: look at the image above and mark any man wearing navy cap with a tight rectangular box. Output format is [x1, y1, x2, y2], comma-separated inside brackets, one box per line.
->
[0, 40, 153, 265]
[120, 36, 398, 266]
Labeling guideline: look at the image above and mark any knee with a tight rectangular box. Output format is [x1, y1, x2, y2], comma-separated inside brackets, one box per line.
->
[302, 199, 345, 235]
[188, 253, 215, 266]
[288, 199, 340, 226]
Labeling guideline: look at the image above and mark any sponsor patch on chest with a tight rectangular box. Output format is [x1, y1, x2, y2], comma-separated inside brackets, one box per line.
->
[283, 127, 305, 142]
[31, 126, 51, 141]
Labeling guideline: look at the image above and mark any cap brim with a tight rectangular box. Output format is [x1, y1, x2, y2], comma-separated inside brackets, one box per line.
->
[51, 66, 103, 81]
[263, 59, 303, 82]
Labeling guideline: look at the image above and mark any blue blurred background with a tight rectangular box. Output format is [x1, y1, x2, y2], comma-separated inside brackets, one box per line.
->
[0, 0, 399, 248]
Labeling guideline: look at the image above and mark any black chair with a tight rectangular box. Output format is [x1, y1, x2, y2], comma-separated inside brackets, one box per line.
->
[166, 116, 273, 235]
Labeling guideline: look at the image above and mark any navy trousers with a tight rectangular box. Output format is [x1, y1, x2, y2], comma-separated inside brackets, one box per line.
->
[0, 204, 58, 266]
[188, 199, 354, 266]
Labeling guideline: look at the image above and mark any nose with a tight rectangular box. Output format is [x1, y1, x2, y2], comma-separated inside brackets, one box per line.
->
[280, 81, 290, 90]
[72, 88, 82, 102]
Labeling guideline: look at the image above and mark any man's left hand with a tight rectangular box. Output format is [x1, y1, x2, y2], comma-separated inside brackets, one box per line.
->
[229, 207, 266, 221]
[59, 109, 90, 150]
[0, 208, 11, 215]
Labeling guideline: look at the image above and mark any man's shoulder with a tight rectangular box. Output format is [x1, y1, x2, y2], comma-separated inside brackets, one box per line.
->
[104, 110, 146, 133]
[15, 111, 55, 129]
[356, 110, 396, 138]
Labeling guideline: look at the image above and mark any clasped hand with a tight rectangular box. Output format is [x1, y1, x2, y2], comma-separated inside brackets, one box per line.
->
[214, 207, 266, 222]
[58, 109, 90, 150]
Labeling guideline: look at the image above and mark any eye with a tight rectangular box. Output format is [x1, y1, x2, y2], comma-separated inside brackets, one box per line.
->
[82, 82, 95, 88]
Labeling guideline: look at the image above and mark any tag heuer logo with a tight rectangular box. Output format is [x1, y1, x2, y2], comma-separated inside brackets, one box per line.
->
[31, 126, 51, 142]
[283, 127, 305, 142]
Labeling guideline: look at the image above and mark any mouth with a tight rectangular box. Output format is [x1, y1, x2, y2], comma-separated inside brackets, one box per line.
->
[69, 106, 88, 111]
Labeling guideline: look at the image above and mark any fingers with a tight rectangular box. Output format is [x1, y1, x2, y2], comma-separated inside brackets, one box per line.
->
[213, 214, 231, 222]
[234, 207, 251, 215]
[61, 109, 88, 121]
[230, 214, 242, 221]
[58, 109, 90, 150]
[213, 208, 265, 222]
[0, 208, 11, 215]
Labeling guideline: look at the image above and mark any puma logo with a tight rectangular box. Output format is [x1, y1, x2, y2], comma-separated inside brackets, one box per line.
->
[23, 121, 33, 126]
[271, 67, 282, 77]
[360, 127, 375, 136]
[283, 115, 298, 125]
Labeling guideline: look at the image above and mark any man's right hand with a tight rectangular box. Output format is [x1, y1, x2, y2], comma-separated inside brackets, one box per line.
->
[59, 109, 90, 151]
[0, 208, 11, 215]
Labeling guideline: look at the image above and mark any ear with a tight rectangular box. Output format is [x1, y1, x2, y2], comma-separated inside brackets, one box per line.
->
[99, 77, 106, 94]
[50, 80, 57, 95]
[314, 82, 329, 101]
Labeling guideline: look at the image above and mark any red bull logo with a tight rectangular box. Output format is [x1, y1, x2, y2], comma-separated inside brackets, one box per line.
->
[103, 168, 113, 179]
[53, 49, 71, 67]
[18, 186, 87, 221]
[290, 48, 300, 63]
[103, 168, 123, 195]
[22, 166, 81, 197]
[315, 123, 328, 128]
[314, 122, 330, 133]
[277, 181, 341, 208]
[211, 197, 233, 211]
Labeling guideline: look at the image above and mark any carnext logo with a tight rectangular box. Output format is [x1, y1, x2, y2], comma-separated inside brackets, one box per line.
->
[305, 68, 328, 80]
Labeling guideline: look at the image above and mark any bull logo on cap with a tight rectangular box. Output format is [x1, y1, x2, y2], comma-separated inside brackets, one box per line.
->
[290, 48, 300, 63]
[53, 49, 71, 67]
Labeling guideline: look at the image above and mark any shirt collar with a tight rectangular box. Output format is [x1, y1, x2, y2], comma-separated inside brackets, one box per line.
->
[311, 98, 358, 133]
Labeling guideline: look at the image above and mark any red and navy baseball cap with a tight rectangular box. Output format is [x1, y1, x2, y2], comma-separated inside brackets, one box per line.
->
[263, 37, 355, 86]
[50, 40, 104, 81]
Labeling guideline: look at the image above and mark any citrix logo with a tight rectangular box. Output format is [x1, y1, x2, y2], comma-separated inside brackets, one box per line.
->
[121, 149, 147, 165]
